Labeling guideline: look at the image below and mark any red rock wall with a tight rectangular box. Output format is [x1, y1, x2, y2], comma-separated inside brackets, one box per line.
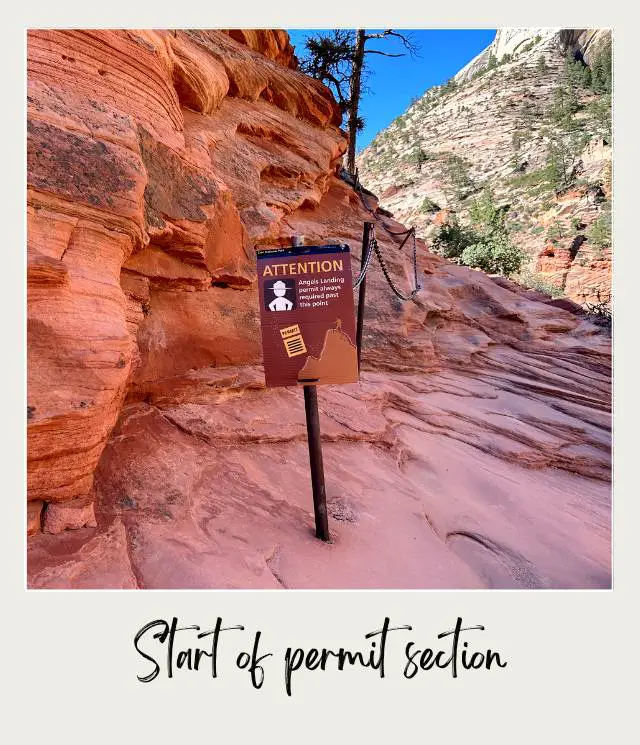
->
[534, 242, 612, 304]
[27, 30, 336, 512]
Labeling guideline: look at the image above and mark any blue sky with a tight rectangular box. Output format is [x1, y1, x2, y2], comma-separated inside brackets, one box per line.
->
[288, 29, 496, 151]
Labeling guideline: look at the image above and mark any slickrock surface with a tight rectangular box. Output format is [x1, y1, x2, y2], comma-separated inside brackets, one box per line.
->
[357, 29, 612, 304]
[27, 29, 611, 589]
[28, 345, 611, 589]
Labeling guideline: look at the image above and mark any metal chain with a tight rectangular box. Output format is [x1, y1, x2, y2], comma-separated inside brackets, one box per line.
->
[352, 223, 422, 300]
[353, 172, 415, 238]
[371, 231, 422, 301]
[352, 228, 376, 289]
[351, 174, 422, 301]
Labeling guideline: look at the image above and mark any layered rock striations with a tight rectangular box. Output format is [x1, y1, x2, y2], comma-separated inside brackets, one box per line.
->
[27, 29, 342, 515]
[27, 30, 611, 588]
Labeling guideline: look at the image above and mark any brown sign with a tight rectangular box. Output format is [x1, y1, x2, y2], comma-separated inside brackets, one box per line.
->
[256, 244, 359, 388]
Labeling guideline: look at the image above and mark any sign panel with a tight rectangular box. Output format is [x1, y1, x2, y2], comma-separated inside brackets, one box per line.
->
[256, 244, 359, 388]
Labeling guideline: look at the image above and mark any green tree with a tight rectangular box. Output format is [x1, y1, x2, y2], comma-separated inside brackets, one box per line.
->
[546, 221, 566, 243]
[465, 190, 526, 275]
[549, 85, 578, 124]
[408, 145, 428, 170]
[431, 217, 477, 260]
[546, 137, 572, 190]
[519, 99, 538, 131]
[565, 54, 592, 89]
[432, 189, 526, 276]
[469, 188, 505, 232]
[419, 196, 440, 213]
[588, 210, 611, 247]
[587, 94, 612, 140]
[460, 236, 526, 275]
[511, 129, 525, 170]
[299, 30, 353, 115]
[591, 39, 612, 94]
[438, 153, 475, 203]
[536, 55, 548, 75]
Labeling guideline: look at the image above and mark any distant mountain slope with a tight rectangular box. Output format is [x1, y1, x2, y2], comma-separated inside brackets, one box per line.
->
[357, 28, 612, 305]
[455, 28, 557, 82]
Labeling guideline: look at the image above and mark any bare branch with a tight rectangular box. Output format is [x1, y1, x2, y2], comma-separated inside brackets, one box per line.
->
[322, 70, 349, 105]
[364, 29, 420, 57]
[363, 30, 394, 40]
[364, 49, 405, 57]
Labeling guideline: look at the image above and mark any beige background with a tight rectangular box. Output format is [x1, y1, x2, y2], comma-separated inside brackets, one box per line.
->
[9, 2, 636, 742]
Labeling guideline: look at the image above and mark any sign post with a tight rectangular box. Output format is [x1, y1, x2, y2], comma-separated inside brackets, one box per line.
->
[356, 222, 374, 371]
[303, 385, 329, 540]
[256, 238, 359, 541]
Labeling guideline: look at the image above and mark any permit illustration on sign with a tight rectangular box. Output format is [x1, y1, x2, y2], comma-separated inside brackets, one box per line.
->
[256, 244, 359, 388]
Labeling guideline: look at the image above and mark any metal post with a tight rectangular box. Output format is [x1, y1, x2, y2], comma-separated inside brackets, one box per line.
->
[303, 385, 329, 541]
[292, 235, 330, 542]
[356, 222, 373, 371]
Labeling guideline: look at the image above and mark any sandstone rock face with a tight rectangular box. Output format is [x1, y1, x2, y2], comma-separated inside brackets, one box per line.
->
[357, 28, 612, 306]
[43, 496, 97, 535]
[456, 28, 610, 83]
[27, 28, 342, 509]
[27, 30, 611, 589]
[557, 29, 612, 67]
[455, 28, 557, 82]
